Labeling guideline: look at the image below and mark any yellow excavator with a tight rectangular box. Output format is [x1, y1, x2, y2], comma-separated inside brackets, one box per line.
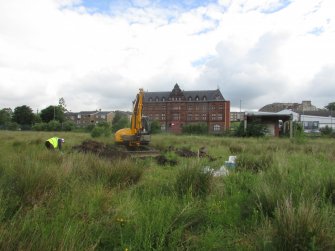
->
[114, 88, 151, 147]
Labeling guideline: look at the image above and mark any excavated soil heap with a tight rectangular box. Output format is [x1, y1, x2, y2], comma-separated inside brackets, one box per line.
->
[73, 140, 129, 160]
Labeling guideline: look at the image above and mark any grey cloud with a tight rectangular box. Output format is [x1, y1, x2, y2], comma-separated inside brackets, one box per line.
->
[61, 71, 138, 111]
[304, 65, 335, 107]
[196, 33, 290, 110]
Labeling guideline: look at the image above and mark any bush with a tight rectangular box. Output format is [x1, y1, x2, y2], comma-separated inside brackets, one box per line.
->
[150, 120, 161, 134]
[320, 126, 333, 136]
[62, 121, 76, 131]
[112, 117, 129, 133]
[97, 122, 112, 136]
[47, 120, 61, 131]
[182, 123, 208, 135]
[32, 122, 48, 131]
[6, 122, 20, 131]
[234, 121, 268, 137]
[91, 126, 104, 138]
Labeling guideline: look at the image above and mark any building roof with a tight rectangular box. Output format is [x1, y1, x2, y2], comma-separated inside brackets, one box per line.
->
[299, 110, 333, 117]
[246, 111, 292, 120]
[65, 111, 113, 116]
[144, 83, 226, 102]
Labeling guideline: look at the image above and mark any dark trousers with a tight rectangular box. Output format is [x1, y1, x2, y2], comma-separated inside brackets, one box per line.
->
[45, 141, 53, 149]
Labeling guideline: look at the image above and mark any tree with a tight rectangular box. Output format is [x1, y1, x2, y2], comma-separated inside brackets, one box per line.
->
[112, 111, 130, 132]
[325, 102, 335, 111]
[40, 105, 65, 123]
[58, 97, 67, 112]
[0, 108, 12, 127]
[234, 120, 268, 137]
[12, 105, 35, 128]
[150, 120, 161, 134]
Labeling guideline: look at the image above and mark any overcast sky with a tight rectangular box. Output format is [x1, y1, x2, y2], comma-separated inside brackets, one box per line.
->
[1, 0, 334, 112]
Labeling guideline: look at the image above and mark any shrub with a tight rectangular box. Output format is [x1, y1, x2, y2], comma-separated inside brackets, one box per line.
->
[85, 124, 95, 132]
[32, 122, 48, 131]
[175, 165, 213, 198]
[6, 122, 19, 131]
[182, 123, 208, 135]
[320, 126, 333, 136]
[62, 121, 76, 131]
[47, 120, 61, 131]
[150, 120, 161, 134]
[234, 121, 268, 137]
[91, 126, 104, 138]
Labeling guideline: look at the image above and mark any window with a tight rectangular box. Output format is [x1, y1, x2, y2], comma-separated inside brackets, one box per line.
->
[188, 96, 192, 101]
[195, 96, 199, 101]
[187, 104, 192, 110]
[194, 114, 199, 121]
[202, 114, 207, 120]
[155, 97, 159, 101]
[172, 113, 180, 120]
[195, 105, 200, 111]
[211, 105, 215, 110]
[217, 114, 222, 120]
[211, 114, 216, 120]
[187, 113, 192, 121]
[219, 104, 223, 110]
[149, 97, 153, 102]
[203, 96, 207, 101]
[162, 97, 165, 101]
[161, 113, 166, 120]
[213, 124, 221, 131]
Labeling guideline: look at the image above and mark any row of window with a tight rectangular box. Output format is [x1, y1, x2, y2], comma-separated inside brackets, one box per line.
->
[148, 96, 208, 102]
[159, 123, 221, 132]
[148, 113, 223, 121]
[145, 104, 224, 111]
[74, 114, 106, 119]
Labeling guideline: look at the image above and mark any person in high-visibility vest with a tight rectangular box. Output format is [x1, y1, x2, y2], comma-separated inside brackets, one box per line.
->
[45, 137, 65, 150]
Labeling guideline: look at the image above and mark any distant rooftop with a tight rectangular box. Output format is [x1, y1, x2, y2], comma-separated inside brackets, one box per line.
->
[144, 83, 226, 102]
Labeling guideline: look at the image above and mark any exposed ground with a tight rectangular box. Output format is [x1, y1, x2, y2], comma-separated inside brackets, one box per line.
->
[72, 140, 215, 164]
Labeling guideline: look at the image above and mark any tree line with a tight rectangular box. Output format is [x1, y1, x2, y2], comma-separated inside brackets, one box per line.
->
[0, 97, 131, 133]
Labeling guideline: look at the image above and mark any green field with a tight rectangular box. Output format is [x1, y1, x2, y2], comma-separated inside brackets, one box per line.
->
[0, 131, 334, 250]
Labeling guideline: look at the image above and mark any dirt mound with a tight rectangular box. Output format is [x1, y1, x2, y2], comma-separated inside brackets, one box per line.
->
[155, 155, 178, 166]
[73, 140, 129, 160]
[175, 147, 216, 161]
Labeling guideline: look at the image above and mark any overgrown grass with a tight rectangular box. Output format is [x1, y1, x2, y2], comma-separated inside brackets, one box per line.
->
[0, 131, 334, 250]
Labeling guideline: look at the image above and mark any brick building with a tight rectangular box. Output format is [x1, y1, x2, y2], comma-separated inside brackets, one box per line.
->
[143, 84, 230, 133]
[66, 110, 114, 126]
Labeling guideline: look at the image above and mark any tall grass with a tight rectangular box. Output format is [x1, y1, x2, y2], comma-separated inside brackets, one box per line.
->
[0, 131, 334, 250]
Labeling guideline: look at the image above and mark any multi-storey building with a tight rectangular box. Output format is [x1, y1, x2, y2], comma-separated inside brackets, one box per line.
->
[143, 84, 230, 133]
[66, 110, 114, 126]
[230, 111, 245, 122]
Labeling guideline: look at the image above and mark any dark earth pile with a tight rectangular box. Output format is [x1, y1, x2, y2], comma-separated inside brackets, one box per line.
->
[73, 140, 215, 163]
[72, 140, 129, 160]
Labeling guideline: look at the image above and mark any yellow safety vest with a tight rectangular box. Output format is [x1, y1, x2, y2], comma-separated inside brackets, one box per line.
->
[47, 137, 59, 149]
